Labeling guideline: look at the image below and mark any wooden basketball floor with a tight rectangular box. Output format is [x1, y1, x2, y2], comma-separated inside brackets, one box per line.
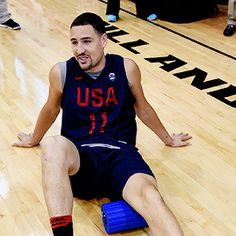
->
[0, 0, 235, 235]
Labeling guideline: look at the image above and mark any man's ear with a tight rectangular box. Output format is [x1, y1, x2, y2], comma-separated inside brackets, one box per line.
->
[101, 33, 108, 47]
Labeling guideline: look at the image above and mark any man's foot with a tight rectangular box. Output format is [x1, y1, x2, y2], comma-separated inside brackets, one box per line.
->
[147, 14, 157, 21]
[0, 19, 21, 30]
[107, 15, 118, 22]
[223, 24, 236, 36]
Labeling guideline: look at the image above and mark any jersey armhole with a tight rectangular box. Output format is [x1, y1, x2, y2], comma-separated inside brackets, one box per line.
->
[58, 61, 67, 90]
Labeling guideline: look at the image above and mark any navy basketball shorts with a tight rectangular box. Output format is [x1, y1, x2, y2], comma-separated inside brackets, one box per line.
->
[69, 141, 155, 200]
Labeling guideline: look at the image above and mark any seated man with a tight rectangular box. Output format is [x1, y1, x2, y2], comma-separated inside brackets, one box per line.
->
[13, 12, 191, 236]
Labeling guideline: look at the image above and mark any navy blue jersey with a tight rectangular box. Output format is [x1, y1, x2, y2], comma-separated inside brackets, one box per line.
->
[60, 54, 137, 145]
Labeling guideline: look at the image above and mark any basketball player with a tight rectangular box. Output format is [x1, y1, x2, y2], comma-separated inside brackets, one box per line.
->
[13, 12, 191, 236]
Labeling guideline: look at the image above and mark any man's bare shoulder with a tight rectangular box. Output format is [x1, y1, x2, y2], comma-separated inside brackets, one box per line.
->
[49, 63, 63, 93]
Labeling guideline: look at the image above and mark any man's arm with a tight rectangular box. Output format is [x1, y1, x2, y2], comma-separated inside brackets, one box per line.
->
[12, 64, 63, 147]
[124, 58, 191, 147]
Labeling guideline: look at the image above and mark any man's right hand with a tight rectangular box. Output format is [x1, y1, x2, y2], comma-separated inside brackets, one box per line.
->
[12, 132, 38, 148]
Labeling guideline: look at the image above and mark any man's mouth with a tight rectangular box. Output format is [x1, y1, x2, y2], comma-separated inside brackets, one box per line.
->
[78, 55, 90, 64]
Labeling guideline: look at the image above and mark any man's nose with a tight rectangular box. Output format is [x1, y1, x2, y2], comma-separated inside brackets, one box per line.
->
[76, 44, 85, 54]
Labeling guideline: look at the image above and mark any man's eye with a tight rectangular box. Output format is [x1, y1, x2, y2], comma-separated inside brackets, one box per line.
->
[72, 41, 78, 45]
[84, 40, 91, 44]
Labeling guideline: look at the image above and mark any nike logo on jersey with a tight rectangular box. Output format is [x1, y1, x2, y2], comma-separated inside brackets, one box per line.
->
[75, 76, 83, 80]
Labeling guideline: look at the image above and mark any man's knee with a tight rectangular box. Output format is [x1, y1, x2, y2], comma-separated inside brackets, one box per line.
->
[123, 173, 163, 204]
[141, 182, 164, 205]
[40, 135, 80, 174]
[41, 136, 61, 163]
[40, 135, 68, 149]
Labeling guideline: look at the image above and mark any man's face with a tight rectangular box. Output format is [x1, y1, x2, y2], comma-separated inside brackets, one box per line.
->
[70, 25, 107, 72]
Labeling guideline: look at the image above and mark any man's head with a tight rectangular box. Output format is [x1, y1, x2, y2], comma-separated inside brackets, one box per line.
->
[70, 12, 108, 72]
[70, 12, 106, 35]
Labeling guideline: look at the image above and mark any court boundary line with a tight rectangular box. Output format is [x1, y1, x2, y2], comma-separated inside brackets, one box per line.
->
[99, 0, 236, 61]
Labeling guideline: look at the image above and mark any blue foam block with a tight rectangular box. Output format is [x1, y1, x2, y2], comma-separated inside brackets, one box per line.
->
[101, 200, 148, 234]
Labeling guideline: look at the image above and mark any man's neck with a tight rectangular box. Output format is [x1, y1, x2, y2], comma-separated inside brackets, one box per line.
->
[85, 71, 102, 80]
[86, 54, 106, 73]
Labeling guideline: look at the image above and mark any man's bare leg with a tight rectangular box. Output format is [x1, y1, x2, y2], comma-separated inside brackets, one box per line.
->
[40, 135, 80, 235]
[122, 173, 184, 236]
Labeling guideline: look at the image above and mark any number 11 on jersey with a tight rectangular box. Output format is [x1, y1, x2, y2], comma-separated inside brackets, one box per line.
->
[89, 112, 107, 134]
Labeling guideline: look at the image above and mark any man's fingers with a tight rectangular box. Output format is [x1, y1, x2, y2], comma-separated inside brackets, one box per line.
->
[173, 141, 191, 147]
[17, 132, 27, 140]
[182, 134, 192, 141]
[182, 141, 191, 146]
[12, 132, 33, 148]
[174, 132, 192, 141]
[12, 141, 23, 147]
[12, 141, 32, 148]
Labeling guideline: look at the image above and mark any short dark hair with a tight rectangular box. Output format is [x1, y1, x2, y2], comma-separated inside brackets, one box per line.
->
[70, 12, 106, 35]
